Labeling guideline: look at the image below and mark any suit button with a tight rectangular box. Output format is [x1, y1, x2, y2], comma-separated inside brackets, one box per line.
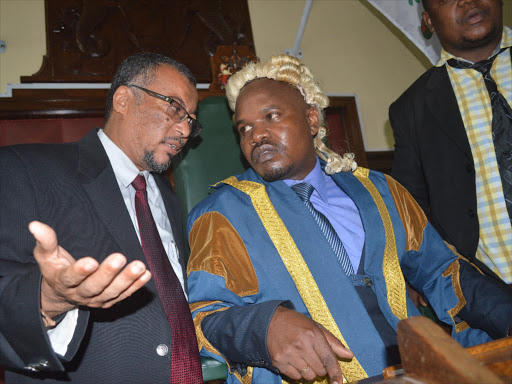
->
[468, 209, 475, 218]
[363, 278, 373, 287]
[156, 344, 169, 356]
[466, 164, 473, 173]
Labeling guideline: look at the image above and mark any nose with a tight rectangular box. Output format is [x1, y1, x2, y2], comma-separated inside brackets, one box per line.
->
[172, 119, 192, 138]
[250, 123, 270, 146]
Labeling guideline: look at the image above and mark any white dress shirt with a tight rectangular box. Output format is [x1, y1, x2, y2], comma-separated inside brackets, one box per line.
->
[48, 129, 184, 355]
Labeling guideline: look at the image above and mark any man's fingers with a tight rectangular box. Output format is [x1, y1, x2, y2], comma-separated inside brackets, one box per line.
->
[101, 269, 151, 308]
[321, 327, 354, 360]
[294, 344, 328, 379]
[76, 254, 127, 297]
[313, 342, 343, 384]
[315, 325, 353, 384]
[29, 221, 76, 270]
[92, 260, 147, 303]
[296, 357, 324, 381]
[29, 221, 59, 257]
[58, 257, 100, 288]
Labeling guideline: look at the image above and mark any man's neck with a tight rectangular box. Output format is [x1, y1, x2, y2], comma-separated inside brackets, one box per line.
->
[452, 45, 497, 63]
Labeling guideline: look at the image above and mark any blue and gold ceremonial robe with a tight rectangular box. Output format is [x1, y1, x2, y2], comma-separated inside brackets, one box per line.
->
[187, 165, 510, 383]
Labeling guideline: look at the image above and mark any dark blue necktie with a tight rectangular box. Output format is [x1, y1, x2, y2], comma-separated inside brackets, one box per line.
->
[292, 182, 354, 276]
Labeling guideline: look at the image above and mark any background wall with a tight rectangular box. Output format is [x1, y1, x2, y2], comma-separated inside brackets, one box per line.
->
[248, 0, 512, 150]
[1, 0, 511, 150]
[0, 0, 45, 93]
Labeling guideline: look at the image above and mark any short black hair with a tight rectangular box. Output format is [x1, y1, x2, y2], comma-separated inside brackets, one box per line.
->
[105, 52, 196, 120]
[421, 0, 430, 12]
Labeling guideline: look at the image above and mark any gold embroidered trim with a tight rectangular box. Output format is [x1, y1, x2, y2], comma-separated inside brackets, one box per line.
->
[442, 260, 470, 333]
[353, 168, 408, 321]
[222, 176, 368, 382]
[194, 306, 254, 384]
[444, 242, 484, 275]
[190, 300, 222, 314]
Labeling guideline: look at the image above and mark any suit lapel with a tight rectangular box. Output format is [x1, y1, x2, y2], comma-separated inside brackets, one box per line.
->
[424, 66, 473, 161]
[77, 130, 143, 263]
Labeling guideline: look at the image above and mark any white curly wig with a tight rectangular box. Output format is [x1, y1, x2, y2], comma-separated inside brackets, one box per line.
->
[225, 54, 357, 174]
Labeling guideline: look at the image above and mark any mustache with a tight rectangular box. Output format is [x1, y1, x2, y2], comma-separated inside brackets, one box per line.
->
[161, 137, 185, 147]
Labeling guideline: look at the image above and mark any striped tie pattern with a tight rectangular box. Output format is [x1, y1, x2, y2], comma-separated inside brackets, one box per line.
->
[292, 182, 354, 276]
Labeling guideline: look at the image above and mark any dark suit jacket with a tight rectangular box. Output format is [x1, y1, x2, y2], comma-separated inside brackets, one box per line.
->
[0, 129, 186, 383]
[389, 59, 512, 282]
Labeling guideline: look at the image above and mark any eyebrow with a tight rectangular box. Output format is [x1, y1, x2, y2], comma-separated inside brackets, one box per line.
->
[263, 105, 280, 112]
[170, 95, 186, 107]
[168, 95, 197, 116]
[234, 105, 281, 126]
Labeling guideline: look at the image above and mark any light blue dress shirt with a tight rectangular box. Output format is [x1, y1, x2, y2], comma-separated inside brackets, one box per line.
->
[284, 158, 365, 271]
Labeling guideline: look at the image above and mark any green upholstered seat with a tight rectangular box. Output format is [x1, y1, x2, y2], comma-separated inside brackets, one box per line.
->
[201, 356, 228, 382]
[173, 96, 246, 218]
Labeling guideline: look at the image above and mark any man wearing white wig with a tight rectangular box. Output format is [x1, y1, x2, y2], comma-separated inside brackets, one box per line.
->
[186, 54, 512, 383]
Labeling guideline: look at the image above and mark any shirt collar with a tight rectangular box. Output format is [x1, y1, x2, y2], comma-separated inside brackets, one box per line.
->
[97, 129, 151, 190]
[436, 25, 512, 67]
[283, 157, 329, 203]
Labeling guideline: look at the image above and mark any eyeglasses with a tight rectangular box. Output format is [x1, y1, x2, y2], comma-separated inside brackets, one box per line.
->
[127, 84, 202, 138]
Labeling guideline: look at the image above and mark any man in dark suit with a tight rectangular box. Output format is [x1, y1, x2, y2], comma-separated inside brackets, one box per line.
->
[390, 0, 512, 283]
[0, 53, 203, 383]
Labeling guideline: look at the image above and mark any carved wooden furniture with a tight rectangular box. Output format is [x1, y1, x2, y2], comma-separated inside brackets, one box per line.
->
[358, 317, 512, 384]
[397, 317, 509, 384]
[23, 0, 255, 84]
[208, 45, 259, 91]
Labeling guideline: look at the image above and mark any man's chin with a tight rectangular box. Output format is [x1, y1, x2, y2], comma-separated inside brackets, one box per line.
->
[461, 23, 501, 49]
[258, 164, 292, 182]
[143, 152, 173, 173]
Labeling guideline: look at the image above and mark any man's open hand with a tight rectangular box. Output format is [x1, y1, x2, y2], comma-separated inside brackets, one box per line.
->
[267, 306, 354, 384]
[29, 221, 151, 319]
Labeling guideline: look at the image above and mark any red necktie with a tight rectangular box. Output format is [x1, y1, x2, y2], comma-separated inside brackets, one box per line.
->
[132, 174, 203, 384]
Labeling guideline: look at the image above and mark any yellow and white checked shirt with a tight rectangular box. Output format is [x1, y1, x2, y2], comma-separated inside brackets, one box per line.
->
[436, 26, 512, 282]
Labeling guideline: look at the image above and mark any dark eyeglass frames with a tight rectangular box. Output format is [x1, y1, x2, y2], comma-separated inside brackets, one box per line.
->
[127, 84, 202, 138]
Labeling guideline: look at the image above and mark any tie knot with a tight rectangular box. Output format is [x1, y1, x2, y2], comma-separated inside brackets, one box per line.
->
[292, 182, 315, 202]
[472, 59, 494, 76]
[447, 47, 508, 75]
[132, 174, 147, 192]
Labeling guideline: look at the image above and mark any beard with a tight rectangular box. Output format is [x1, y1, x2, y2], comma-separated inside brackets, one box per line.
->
[143, 150, 173, 173]
[259, 163, 293, 182]
[142, 136, 185, 173]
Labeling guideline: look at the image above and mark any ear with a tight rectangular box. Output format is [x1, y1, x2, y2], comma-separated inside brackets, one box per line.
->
[112, 85, 132, 116]
[307, 107, 320, 137]
[422, 11, 435, 33]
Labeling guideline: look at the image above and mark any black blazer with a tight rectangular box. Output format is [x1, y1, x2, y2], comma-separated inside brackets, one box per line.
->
[0, 129, 186, 383]
[389, 61, 507, 281]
